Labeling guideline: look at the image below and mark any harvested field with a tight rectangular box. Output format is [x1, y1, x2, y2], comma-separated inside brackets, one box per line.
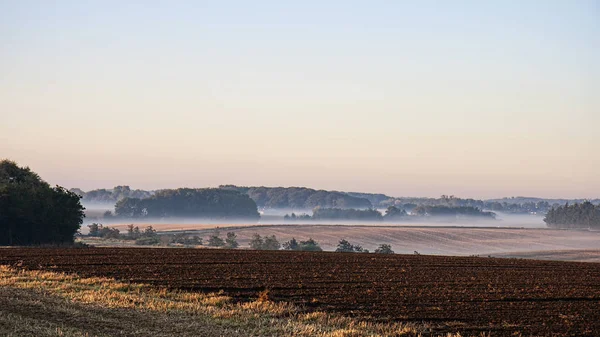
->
[176, 225, 600, 258]
[491, 249, 600, 263]
[1, 248, 599, 336]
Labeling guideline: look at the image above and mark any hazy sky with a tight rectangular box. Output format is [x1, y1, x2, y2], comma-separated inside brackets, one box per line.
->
[1, 1, 598, 199]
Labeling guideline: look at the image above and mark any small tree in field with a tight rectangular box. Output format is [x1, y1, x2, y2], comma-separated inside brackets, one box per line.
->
[335, 239, 367, 253]
[249, 233, 264, 250]
[282, 237, 299, 250]
[374, 244, 394, 254]
[208, 229, 225, 247]
[88, 223, 101, 237]
[225, 232, 239, 249]
[262, 235, 281, 250]
[299, 238, 322, 252]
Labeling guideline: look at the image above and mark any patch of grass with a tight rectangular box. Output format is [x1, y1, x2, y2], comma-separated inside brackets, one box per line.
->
[0, 265, 486, 337]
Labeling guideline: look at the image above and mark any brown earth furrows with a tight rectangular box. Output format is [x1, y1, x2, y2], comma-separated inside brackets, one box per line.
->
[1, 248, 599, 336]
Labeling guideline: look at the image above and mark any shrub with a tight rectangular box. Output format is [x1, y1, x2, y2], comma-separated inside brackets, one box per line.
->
[374, 244, 394, 254]
[249, 233, 264, 250]
[135, 236, 160, 246]
[250, 234, 280, 250]
[262, 235, 281, 250]
[335, 239, 367, 253]
[298, 238, 322, 252]
[282, 238, 299, 250]
[207, 229, 225, 247]
[225, 232, 239, 249]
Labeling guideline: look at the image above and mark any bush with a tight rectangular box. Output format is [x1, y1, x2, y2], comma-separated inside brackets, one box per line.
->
[282, 238, 299, 250]
[207, 229, 225, 247]
[135, 236, 160, 246]
[298, 238, 322, 252]
[172, 234, 202, 246]
[283, 237, 323, 251]
[99, 226, 121, 239]
[335, 239, 367, 253]
[249, 234, 280, 250]
[374, 244, 394, 254]
[249, 233, 264, 250]
[225, 232, 239, 249]
[263, 235, 281, 250]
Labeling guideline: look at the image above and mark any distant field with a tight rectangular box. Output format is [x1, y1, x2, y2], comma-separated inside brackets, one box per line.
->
[491, 249, 600, 263]
[151, 224, 600, 257]
[2, 248, 598, 336]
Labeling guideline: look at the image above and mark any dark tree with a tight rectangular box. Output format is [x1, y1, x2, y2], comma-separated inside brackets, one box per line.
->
[115, 188, 260, 220]
[282, 237, 299, 250]
[335, 239, 367, 253]
[207, 229, 225, 247]
[225, 232, 239, 249]
[374, 244, 395, 254]
[0, 160, 85, 245]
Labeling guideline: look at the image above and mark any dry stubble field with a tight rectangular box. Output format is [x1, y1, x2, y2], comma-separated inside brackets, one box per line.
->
[1, 247, 599, 336]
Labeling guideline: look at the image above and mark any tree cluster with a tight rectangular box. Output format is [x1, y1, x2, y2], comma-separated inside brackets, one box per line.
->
[544, 202, 600, 229]
[0, 160, 85, 245]
[335, 239, 368, 253]
[87, 223, 161, 245]
[70, 186, 154, 204]
[207, 229, 239, 249]
[249, 233, 281, 250]
[412, 205, 496, 219]
[311, 207, 383, 221]
[282, 238, 323, 251]
[219, 185, 372, 209]
[115, 188, 260, 220]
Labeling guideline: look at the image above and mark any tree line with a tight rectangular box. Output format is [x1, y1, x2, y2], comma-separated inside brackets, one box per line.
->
[219, 185, 373, 209]
[114, 188, 260, 220]
[284, 206, 495, 222]
[544, 202, 600, 229]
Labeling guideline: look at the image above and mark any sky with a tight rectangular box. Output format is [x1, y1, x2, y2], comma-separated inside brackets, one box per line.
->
[1, 1, 598, 199]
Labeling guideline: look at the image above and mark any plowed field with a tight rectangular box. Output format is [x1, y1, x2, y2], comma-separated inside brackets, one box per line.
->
[1, 248, 598, 336]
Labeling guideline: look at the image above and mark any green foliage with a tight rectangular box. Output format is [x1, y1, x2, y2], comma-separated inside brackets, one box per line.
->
[219, 185, 372, 209]
[135, 236, 160, 246]
[249, 234, 280, 250]
[384, 206, 407, 220]
[88, 223, 101, 237]
[312, 207, 383, 221]
[99, 226, 120, 239]
[282, 237, 322, 251]
[412, 205, 495, 219]
[126, 224, 141, 240]
[70, 186, 154, 204]
[544, 202, 600, 229]
[115, 188, 260, 220]
[298, 238, 323, 251]
[374, 244, 394, 254]
[263, 235, 281, 250]
[249, 233, 264, 250]
[207, 229, 225, 247]
[335, 239, 367, 253]
[172, 234, 202, 246]
[283, 213, 311, 221]
[225, 232, 239, 249]
[282, 238, 299, 250]
[0, 160, 85, 245]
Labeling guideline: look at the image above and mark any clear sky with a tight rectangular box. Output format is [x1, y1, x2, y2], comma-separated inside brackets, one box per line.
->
[1, 1, 598, 199]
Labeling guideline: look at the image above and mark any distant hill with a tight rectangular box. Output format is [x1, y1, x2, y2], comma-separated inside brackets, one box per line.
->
[486, 196, 600, 205]
[219, 185, 372, 210]
[70, 186, 154, 204]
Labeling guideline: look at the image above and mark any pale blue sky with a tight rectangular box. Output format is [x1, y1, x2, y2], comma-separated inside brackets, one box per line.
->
[1, 1, 598, 198]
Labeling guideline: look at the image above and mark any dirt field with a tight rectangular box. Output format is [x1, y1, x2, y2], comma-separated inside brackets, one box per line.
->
[1, 248, 598, 336]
